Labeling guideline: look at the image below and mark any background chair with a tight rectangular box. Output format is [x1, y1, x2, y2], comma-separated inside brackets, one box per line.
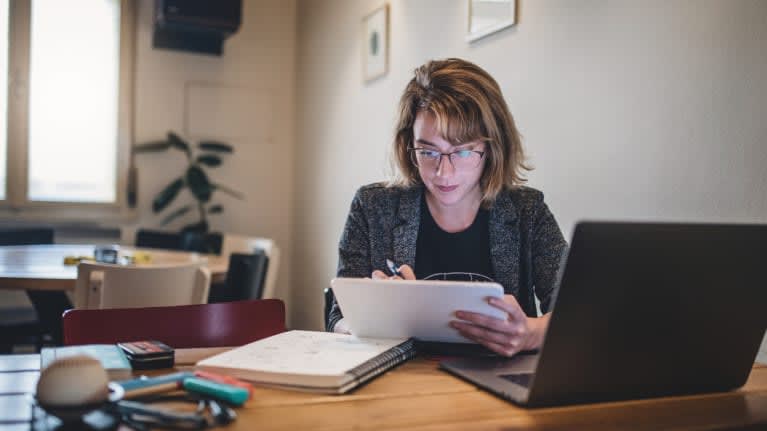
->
[0, 227, 69, 351]
[134, 229, 183, 250]
[74, 261, 210, 310]
[135, 229, 223, 255]
[208, 251, 268, 303]
[62, 299, 286, 347]
[181, 231, 223, 254]
[221, 234, 280, 299]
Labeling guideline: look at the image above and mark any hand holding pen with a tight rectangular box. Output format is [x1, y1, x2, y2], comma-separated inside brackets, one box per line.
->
[371, 259, 416, 280]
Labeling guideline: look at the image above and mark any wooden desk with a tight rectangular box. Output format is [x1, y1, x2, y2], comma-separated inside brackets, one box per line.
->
[1, 353, 766, 430]
[0, 244, 229, 291]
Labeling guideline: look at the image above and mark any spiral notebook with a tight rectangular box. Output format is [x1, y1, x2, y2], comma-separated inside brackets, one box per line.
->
[195, 330, 416, 393]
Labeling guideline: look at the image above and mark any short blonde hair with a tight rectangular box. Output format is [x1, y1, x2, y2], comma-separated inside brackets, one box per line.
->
[392, 58, 530, 206]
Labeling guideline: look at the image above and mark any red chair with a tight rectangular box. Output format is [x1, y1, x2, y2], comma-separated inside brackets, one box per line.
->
[62, 299, 285, 348]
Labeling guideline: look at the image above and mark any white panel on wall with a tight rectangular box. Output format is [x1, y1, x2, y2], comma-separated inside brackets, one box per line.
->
[185, 82, 273, 141]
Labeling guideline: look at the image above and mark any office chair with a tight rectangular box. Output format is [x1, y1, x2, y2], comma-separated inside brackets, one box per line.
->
[220, 234, 280, 299]
[181, 231, 223, 254]
[135, 229, 223, 255]
[135, 229, 183, 250]
[208, 251, 269, 303]
[62, 299, 286, 347]
[0, 227, 54, 246]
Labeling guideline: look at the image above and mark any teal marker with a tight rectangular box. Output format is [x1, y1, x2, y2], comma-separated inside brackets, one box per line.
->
[183, 377, 249, 406]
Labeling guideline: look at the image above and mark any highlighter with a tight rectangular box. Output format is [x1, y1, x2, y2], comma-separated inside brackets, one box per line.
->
[194, 370, 254, 399]
[183, 377, 249, 406]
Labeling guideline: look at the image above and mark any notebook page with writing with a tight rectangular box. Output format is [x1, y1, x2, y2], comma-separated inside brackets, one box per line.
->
[196, 330, 414, 392]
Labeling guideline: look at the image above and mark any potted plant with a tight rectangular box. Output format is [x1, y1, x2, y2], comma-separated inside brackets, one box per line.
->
[134, 131, 243, 234]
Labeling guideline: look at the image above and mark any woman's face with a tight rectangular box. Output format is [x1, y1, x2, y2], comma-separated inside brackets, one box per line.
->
[412, 111, 485, 210]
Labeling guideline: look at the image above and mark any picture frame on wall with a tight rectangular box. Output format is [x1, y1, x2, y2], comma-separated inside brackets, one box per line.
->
[467, 0, 516, 43]
[363, 4, 389, 82]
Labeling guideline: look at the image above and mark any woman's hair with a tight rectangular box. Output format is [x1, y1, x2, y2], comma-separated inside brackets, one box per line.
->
[391, 58, 531, 206]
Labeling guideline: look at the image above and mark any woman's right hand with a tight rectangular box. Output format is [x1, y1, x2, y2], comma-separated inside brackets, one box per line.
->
[371, 264, 416, 280]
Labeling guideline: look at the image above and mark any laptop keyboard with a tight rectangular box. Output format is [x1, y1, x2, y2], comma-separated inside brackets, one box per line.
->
[500, 373, 534, 388]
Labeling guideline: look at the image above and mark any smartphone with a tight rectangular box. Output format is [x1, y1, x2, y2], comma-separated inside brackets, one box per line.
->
[118, 340, 175, 370]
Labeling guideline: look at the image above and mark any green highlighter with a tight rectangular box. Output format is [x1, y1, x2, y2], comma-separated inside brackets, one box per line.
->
[183, 377, 249, 406]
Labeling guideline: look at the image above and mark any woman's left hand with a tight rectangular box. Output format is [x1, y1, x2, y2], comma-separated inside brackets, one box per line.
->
[450, 295, 550, 357]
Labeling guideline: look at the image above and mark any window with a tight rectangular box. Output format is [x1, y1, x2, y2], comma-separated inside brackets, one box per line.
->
[1, 0, 134, 219]
[0, 1, 8, 200]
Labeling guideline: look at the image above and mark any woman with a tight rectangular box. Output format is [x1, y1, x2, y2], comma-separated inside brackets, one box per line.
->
[327, 58, 567, 357]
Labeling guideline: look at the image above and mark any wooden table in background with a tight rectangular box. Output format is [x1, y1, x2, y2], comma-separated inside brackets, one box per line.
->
[1, 353, 766, 430]
[0, 244, 229, 292]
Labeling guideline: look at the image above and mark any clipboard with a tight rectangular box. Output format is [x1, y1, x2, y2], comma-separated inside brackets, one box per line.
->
[330, 278, 506, 343]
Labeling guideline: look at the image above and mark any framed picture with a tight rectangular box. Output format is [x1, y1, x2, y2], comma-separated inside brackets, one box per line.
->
[467, 0, 516, 43]
[363, 4, 389, 82]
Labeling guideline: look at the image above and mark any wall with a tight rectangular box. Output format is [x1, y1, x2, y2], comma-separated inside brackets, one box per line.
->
[0, 0, 297, 313]
[292, 0, 767, 330]
[130, 0, 297, 320]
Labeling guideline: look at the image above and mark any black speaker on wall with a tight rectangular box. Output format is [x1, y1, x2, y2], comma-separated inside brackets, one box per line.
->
[153, 0, 242, 56]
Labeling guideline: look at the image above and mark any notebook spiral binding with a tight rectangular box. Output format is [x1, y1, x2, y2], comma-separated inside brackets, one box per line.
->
[346, 339, 417, 386]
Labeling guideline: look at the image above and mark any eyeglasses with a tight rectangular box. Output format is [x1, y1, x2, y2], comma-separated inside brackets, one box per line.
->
[423, 272, 495, 283]
[408, 147, 485, 171]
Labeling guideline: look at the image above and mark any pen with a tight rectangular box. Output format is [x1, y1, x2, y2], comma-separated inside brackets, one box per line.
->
[386, 259, 403, 278]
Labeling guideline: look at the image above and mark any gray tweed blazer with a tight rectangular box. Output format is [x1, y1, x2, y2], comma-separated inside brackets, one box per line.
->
[326, 182, 567, 331]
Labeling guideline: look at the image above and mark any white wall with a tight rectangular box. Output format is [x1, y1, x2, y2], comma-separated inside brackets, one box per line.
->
[129, 0, 297, 318]
[292, 0, 767, 330]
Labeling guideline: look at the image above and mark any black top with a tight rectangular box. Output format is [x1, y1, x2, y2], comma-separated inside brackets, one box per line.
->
[415, 195, 494, 281]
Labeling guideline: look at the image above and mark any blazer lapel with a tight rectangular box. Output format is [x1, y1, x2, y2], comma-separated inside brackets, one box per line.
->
[392, 186, 422, 270]
[489, 191, 520, 295]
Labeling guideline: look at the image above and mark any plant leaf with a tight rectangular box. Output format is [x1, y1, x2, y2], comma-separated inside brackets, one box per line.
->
[198, 141, 233, 153]
[133, 140, 171, 153]
[160, 205, 192, 226]
[186, 165, 212, 202]
[168, 131, 191, 157]
[197, 154, 222, 167]
[207, 204, 223, 214]
[211, 183, 244, 200]
[152, 177, 184, 213]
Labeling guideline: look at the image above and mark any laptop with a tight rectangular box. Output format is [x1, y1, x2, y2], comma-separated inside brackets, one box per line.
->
[440, 221, 767, 407]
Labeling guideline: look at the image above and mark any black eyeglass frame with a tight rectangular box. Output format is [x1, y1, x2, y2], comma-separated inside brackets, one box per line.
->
[407, 147, 486, 170]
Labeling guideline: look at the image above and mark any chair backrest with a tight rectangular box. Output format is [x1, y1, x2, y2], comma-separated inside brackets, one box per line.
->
[181, 232, 223, 254]
[74, 261, 211, 310]
[222, 251, 268, 301]
[221, 234, 280, 299]
[62, 299, 286, 347]
[135, 229, 183, 250]
[0, 227, 54, 245]
[135, 229, 223, 255]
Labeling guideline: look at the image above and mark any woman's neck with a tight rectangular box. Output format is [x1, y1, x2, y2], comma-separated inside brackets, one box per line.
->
[425, 191, 482, 233]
